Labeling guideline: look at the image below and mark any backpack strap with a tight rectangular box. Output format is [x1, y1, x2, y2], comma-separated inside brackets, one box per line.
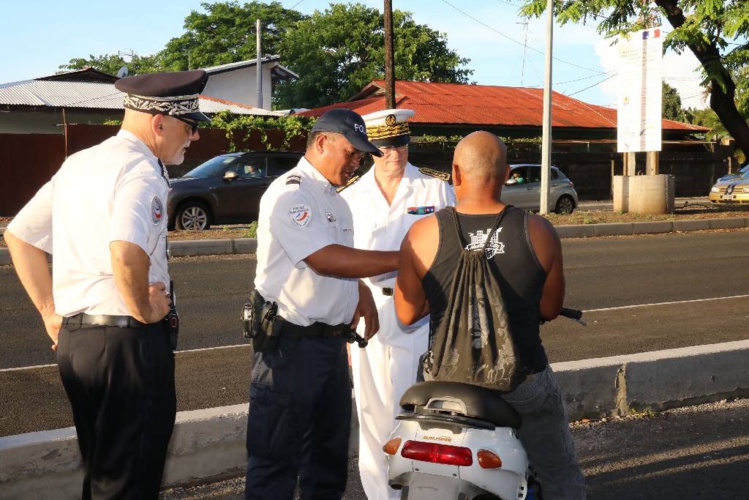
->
[447, 205, 514, 251]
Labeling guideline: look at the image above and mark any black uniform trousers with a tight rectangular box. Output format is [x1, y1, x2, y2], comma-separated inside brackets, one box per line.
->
[56, 320, 176, 500]
[245, 335, 351, 500]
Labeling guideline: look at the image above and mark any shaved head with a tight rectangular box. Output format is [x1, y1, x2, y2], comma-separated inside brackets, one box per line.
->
[453, 131, 508, 182]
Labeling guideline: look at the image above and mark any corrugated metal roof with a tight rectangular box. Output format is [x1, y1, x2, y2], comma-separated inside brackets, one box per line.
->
[0, 80, 282, 116]
[301, 80, 707, 133]
[202, 56, 298, 80]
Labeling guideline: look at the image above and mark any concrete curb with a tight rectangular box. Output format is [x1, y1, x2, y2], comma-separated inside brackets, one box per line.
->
[3, 340, 749, 498]
[2, 218, 748, 262]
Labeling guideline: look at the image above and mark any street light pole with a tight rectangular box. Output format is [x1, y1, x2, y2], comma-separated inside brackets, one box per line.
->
[539, 0, 554, 214]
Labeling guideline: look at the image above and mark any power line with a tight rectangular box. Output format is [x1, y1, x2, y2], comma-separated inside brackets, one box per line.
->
[439, 0, 606, 75]
[557, 71, 616, 86]
[567, 73, 617, 97]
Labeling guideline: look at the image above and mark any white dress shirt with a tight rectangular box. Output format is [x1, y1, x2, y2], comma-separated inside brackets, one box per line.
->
[254, 157, 359, 327]
[8, 130, 170, 316]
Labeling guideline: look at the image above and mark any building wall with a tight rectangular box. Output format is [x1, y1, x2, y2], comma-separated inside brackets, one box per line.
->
[202, 67, 274, 109]
[0, 124, 305, 216]
[0, 124, 733, 215]
[0, 109, 122, 135]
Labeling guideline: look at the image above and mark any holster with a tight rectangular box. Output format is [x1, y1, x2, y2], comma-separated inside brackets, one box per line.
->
[242, 289, 281, 352]
[165, 280, 179, 351]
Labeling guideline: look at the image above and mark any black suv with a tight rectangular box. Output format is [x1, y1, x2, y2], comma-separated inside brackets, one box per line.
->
[168, 151, 303, 230]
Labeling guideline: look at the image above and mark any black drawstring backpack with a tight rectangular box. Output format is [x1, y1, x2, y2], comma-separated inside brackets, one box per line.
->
[423, 206, 524, 393]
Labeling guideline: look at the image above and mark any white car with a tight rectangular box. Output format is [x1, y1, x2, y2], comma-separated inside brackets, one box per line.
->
[502, 164, 578, 214]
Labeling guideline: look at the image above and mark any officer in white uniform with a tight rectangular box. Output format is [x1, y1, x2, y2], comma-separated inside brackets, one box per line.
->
[340, 109, 455, 500]
[5, 70, 209, 500]
[245, 108, 401, 500]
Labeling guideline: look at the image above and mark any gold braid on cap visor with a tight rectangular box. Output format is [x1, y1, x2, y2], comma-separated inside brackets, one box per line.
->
[366, 122, 410, 141]
[124, 93, 200, 115]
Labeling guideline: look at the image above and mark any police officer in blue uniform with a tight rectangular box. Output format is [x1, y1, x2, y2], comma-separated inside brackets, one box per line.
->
[5, 70, 210, 499]
[245, 109, 400, 500]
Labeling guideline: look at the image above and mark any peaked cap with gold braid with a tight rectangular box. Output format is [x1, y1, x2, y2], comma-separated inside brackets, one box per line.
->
[360, 109, 415, 148]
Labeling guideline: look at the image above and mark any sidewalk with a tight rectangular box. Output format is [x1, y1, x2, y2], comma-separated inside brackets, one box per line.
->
[160, 398, 749, 499]
[3, 340, 749, 499]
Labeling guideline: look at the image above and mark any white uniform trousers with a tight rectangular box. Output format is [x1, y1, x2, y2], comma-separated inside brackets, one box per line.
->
[352, 298, 429, 500]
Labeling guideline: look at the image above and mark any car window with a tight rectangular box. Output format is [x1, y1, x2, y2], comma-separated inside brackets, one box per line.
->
[267, 155, 302, 177]
[528, 167, 541, 183]
[182, 155, 238, 178]
[509, 166, 529, 184]
[233, 158, 267, 179]
[551, 169, 559, 180]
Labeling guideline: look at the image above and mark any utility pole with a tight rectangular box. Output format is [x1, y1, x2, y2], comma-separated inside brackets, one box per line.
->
[384, 0, 395, 109]
[256, 19, 263, 109]
[539, 0, 554, 215]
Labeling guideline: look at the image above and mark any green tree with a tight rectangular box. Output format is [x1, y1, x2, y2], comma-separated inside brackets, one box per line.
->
[662, 81, 686, 122]
[520, 0, 749, 163]
[159, 1, 306, 71]
[274, 3, 472, 109]
[60, 53, 161, 76]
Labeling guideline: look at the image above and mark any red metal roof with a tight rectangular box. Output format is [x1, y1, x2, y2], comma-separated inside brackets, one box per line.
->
[299, 80, 706, 133]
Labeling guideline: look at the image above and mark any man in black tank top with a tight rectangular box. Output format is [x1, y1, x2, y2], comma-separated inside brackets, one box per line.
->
[394, 132, 586, 499]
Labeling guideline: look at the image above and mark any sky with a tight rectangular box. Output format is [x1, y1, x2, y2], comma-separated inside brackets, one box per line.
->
[0, 0, 708, 109]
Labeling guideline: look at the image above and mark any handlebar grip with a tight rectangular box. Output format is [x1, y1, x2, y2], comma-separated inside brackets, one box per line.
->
[559, 308, 583, 320]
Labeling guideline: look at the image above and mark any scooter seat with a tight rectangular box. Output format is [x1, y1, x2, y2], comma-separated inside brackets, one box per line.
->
[399, 381, 522, 429]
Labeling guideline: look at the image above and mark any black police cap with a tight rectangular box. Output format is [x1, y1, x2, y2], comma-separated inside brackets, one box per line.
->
[311, 108, 383, 157]
[115, 70, 210, 122]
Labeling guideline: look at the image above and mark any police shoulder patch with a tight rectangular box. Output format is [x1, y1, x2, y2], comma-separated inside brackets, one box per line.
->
[151, 196, 164, 225]
[286, 175, 302, 186]
[419, 167, 451, 182]
[336, 175, 360, 193]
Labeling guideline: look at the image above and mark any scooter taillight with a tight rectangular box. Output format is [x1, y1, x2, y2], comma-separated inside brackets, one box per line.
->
[401, 440, 473, 466]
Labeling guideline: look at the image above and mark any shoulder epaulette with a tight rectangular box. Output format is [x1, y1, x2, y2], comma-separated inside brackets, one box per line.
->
[419, 167, 451, 182]
[286, 174, 302, 186]
[336, 175, 360, 193]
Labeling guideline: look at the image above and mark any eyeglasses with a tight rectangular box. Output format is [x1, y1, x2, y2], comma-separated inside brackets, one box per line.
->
[378, 145, 408, 156]
[171, 115, 199, 135]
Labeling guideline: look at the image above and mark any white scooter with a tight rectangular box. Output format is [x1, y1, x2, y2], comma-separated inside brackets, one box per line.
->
[383, 308, 585, 500]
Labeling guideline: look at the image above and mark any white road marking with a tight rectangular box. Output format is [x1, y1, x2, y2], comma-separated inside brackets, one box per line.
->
[584, 294, 749, 313]
[0, 343, 251, 373]
[7, 294, 749, 373]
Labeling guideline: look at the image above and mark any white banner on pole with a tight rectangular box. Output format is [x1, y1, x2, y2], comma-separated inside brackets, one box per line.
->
[617, 27, 663, 153]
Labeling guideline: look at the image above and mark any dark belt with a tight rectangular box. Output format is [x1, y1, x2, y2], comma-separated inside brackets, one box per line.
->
[62, 313, 146, 329]
[279, 319, 350, 339]
[382, 287, 394, 296]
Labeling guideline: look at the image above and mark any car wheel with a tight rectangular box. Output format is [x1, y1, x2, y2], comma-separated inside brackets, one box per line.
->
[554, 195, 575, 215]
[175, 202, 211, 230]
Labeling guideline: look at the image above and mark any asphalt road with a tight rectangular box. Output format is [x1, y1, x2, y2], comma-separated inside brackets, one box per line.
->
[1, 230, 748, 437]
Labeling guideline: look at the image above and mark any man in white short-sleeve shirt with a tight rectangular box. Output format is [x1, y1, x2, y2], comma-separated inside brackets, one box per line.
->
[5, 70, 209, 500]
[245, 109, 400, 500]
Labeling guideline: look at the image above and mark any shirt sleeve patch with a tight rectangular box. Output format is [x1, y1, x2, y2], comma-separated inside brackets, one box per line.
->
[151, 196, 164, 225]
[289, 204, 312, 227]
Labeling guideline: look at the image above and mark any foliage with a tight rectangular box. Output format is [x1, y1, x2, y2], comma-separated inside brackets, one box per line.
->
[244, 221, 258, 239]
[662, 81, 687, 122]
[60, 52, 161, 76]
[274, 3, 472, 109]
[519, 0, 749, 164]
[208, 110, 315, 151]
[159, 1, 306, 71]
[59, 1, 470, 113]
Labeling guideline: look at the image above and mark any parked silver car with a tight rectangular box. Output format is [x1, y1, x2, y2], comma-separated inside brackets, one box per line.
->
[502, 164, 578, 214]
